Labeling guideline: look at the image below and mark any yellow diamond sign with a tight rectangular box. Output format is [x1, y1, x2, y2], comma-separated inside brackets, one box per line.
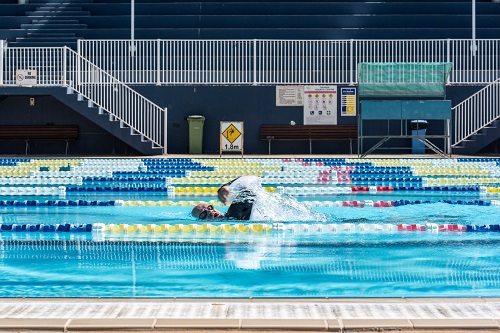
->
[222, 124, 241, 143]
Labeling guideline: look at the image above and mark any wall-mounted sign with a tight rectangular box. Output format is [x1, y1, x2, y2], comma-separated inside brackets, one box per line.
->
[16, 69, 37, 86]
[341, 87, 357, 116]
[220, 121, 244, 156]
[303, 85, 337, 125]
[276, 86, 303, 106]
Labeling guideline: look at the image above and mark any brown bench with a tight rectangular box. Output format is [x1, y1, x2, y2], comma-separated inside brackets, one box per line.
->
[0, 125, 79, 155]
[260, 124, 358, 154]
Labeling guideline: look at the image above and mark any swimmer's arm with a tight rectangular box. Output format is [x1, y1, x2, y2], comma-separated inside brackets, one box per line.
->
[217, 185, 231, 204]
[217, 176, 261, 204]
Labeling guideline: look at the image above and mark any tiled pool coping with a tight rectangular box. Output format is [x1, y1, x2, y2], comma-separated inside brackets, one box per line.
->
[0, 298, 498, 331]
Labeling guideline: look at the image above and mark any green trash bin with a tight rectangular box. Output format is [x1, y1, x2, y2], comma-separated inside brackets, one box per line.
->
[187, 115, 205, 154]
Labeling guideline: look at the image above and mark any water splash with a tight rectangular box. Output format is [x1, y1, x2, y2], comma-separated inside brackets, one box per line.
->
[233, 185, 327, 222]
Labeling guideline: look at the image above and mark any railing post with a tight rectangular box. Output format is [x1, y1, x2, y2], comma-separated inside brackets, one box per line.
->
[163, 107, 168, 155]
[62, 46, 67, 86]
[0, 40, 4, 86]
[349, 39, 354, 86]
[157, 39, 161, 85]
[253, 39, 257, 85]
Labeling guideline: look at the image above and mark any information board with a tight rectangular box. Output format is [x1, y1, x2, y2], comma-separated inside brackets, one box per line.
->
[303, 85, 337, 125]
[341, 87, 357, 116]
[276, 86, 304, 106]
[220, 122, 244, 156]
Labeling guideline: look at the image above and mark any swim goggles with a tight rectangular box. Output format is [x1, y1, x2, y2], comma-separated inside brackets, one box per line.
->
[198, 205, 214, 220]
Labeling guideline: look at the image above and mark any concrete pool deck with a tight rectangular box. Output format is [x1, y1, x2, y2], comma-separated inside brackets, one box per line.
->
[0, 298, 498, 331]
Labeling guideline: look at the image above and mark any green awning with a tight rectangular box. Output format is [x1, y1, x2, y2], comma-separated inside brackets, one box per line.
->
[357, 62, 453, 97]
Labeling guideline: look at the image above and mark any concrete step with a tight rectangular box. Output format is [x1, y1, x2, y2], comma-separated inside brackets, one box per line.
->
[29, 0, 93, 3]
[7, 41, 78, 48]
[26, 10, 90, 16]
[36, 6, 83, 11]
[31, 19, 81, 24]
[16, 36, 79, 42]
[21, 28, 86, 34]
[26, 32, 77, 37]
[21, 23, 87, 29]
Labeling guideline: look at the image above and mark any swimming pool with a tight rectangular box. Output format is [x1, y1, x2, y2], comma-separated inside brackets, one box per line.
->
[0, 157, 499, 298]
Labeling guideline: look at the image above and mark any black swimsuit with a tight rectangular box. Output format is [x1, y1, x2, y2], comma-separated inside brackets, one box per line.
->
[219, 178, 256, 220]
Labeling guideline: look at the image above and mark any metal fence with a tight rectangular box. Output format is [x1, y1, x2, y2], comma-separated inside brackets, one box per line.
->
[0, 45, 166, 151]
[78, 38, 500, 85]
[452, 78, 500, 146]
[2, 38, 500, 149]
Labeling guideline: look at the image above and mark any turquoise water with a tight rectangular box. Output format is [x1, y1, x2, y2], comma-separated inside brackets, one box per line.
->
[0, 199, 499, 298]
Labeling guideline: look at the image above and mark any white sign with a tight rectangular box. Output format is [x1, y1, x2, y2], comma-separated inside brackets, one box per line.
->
[16, 69, 37, 85]
[303, 85, 337, 125]
[220, 122, 244, 155]
[276, 86, 303, 106]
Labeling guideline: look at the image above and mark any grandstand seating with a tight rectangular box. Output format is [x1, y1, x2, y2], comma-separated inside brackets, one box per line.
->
[1, 0, 500, 47]
[0, 0, 499, 155]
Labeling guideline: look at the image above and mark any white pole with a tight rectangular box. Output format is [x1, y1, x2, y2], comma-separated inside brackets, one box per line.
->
[163, 107, 168, 155]
[130, 0, 135, 54]
[472, 0, 477, 56]
[131, 0, 135, 42]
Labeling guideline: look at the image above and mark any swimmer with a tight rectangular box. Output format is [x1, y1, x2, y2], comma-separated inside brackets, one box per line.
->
[191, 176, 261, 220]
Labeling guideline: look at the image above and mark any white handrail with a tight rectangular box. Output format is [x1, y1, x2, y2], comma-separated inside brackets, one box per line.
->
[452, 77, 500, 146]
[0, 45, 165, 152]
[65, 47, 165, 151]
[78, 38, 500, 85]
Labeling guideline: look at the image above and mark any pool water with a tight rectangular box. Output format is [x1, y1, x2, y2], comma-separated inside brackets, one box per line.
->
[1, 156, 500, 299]
[0, 200, 499, 298]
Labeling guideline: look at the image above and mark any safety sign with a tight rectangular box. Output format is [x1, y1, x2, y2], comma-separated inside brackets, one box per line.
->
[220, 122, 244, 156]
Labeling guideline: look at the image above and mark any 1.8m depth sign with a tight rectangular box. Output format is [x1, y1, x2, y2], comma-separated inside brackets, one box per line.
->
[220, 122, 243, 156]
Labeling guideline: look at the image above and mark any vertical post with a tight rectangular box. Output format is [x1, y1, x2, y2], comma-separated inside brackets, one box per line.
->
[472, 0, 477, 56]
[0, 40, 4, 86]
[156, 39, 161, 85]
[253, 39, 257, 85]
[62, 46, 67, 86]
[130, 0, 136, 57]
[163, 107, 168, 155]
[131, 0, 135, 43]
[446, 118, 451, 156]
[349, 39, 354, 85]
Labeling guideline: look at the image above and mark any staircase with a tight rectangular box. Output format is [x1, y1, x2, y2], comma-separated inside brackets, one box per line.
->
[51, 87, 163, 156]
[12, 0, 91, 48]
[452, 78, 500, 155]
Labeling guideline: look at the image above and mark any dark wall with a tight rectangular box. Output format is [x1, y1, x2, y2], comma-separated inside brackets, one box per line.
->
[0, 85, 486, 155]
[0, 95, 139, 155]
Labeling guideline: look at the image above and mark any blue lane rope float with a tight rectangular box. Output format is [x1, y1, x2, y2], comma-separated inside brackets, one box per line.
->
[2, 158, 500, 195]
[0, 198, 495, 207]
[0, 222, 498, 234]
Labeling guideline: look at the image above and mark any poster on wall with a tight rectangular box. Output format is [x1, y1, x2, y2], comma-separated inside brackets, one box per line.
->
[220, 121, 244, 156]
[303, 85, 337, 125]
[341, 87, 357, 116]
[276, 86, 304, 106]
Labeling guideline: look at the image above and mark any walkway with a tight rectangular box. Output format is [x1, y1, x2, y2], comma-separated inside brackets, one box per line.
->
[0, 298, 498, 331]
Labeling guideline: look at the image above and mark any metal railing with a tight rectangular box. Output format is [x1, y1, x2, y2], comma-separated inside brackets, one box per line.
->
[0, 45, 165, 152]
[452, 78, 500, 147]
[65, 48, 165, 151]
[78, 38, 500, 85]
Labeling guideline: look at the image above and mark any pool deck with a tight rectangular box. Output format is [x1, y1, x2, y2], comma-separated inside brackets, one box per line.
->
[0, 298, 498, 332]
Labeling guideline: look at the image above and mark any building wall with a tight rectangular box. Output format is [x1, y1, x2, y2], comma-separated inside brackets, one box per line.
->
[0, 85, 485, 155]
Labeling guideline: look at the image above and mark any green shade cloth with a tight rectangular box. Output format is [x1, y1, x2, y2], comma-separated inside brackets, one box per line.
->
[358, 62, 453, 97]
